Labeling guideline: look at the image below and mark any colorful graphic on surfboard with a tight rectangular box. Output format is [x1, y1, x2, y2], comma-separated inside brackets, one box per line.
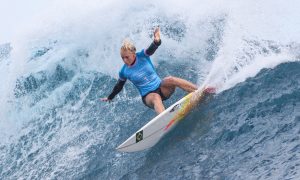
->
[116, 86, 216, 152]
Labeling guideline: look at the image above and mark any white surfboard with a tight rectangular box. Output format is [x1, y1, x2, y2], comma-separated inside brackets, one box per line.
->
[116, 87, 214, 152]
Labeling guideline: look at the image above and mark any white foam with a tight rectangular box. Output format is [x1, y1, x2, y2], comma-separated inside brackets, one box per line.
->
[203, 0, 300, 91]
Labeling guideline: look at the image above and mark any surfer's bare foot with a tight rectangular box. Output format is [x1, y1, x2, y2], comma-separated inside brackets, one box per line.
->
[204, 87, 216, 94]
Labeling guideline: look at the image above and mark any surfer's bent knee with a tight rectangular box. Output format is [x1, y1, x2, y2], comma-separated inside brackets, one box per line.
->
[163, 76, 176, 85]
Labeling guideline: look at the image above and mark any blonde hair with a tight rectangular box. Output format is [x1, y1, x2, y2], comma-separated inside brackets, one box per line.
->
[120, 38, 136, 53]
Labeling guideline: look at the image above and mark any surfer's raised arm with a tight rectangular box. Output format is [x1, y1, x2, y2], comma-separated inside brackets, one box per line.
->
[144, 27, 161, 56]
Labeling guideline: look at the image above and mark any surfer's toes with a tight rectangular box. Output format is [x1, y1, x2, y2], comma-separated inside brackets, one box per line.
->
[204, 87, 216, 94]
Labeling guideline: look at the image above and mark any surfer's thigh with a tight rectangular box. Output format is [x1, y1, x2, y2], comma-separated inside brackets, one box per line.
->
[143, 93, 163, 109]
[160, 77, 176, 98]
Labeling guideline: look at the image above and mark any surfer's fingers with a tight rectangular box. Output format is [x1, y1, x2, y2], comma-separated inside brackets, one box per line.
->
[154, 27, 160, 35]
[100, 98, 111, 102]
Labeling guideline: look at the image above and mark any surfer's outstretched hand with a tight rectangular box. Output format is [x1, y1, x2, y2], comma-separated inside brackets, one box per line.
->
[100, 98, 112, 102]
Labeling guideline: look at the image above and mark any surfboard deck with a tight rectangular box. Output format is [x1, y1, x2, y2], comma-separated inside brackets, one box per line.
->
[116, 87, 215, 152]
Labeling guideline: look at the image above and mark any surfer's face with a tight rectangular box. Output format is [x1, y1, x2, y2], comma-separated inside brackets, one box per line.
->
[121, 50, 136, 66]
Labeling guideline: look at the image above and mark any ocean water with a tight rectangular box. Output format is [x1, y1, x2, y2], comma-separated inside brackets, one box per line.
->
[0, 0, 300, 179]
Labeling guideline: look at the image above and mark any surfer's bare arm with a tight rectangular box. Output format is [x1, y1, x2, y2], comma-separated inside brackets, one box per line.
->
[101, 79, 126, 102]
[145, 27, 161, 56]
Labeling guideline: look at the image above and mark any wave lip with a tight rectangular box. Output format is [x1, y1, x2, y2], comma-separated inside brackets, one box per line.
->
[0, 43, 12, 60]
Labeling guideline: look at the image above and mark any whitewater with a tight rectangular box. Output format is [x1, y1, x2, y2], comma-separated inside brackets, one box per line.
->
[0, 0, 299, 179]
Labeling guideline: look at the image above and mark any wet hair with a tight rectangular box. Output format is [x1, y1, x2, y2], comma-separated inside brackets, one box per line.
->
[120, 38, 136, 53]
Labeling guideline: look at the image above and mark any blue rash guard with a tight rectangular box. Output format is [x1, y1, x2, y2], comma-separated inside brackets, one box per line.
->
[107, 40, 162, 100]
[119, 49, 161, 97]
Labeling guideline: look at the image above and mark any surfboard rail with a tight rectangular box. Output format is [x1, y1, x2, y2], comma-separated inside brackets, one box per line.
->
[116, 87, 214, 152]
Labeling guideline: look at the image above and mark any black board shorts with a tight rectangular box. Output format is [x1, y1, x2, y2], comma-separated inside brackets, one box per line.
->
[142, 87, 169, 108]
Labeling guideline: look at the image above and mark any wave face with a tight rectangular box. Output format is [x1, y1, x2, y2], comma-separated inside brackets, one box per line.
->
[125, 61, 299, 180]
[0, 0, 300, 179]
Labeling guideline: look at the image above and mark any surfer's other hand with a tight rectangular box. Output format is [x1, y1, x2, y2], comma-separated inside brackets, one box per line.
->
[100, 98, 112, 102]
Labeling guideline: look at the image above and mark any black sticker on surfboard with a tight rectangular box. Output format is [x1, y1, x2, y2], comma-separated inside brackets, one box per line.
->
[136, 130, 143, 143]
[170, 104, 180, 113]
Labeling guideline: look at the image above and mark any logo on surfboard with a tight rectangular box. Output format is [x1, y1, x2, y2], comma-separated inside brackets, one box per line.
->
[170, 103, 181, 113]
[136, 130, 143, 143]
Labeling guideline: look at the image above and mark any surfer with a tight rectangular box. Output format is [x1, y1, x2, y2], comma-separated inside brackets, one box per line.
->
[101, 27, 199, 114]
